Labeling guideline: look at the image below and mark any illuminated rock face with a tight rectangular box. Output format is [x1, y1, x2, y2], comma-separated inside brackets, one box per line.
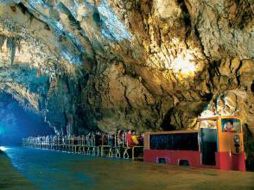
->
[0, 0, 253, 135]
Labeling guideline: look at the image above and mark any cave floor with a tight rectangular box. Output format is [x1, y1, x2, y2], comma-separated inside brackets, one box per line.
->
[0, 151, 34, 190]
[1, 147, 254, 190]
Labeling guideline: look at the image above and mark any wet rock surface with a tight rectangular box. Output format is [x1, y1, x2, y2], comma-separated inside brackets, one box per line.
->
[0, 0, 253, 139]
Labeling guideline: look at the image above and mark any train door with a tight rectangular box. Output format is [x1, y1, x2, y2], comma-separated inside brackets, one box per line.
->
[199, 119, 218, 165]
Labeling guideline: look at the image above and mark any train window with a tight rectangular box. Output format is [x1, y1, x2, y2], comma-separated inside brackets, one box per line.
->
[221, 118, 241, 133]
[158, 158, 167, 164]
[150, 133, 199, 151]
[179, 160, 190, 166]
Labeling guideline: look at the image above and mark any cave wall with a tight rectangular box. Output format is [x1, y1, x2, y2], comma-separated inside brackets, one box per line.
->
[0, 0, 253, 136]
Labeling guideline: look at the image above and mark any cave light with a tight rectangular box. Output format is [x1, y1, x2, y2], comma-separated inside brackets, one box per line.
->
[199, 102, 217, 118]
[172, 51, 196, 76]
[0, 146, 8, 151]
[200, 109, 216, 118]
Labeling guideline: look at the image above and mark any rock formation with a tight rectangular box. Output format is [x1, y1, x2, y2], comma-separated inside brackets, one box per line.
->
[0, 0, 253, 138]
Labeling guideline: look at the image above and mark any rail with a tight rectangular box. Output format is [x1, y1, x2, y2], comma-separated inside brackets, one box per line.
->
[22, 137, 143, 161]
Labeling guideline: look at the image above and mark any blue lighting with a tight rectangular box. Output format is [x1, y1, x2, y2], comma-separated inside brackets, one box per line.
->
[61, 47, 82, 64]
[0, 93, 54, 145]
[97, 0, 132, 41]
[0, 123, 6, 135]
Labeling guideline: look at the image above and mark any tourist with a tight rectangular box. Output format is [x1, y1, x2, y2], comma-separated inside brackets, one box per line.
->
[95, 131, 102, 146]
[81, 135, 85, 145]
[108, 132, 114, 147]
[224, 121, 234, 132]
[101, 133, 108, 146]
[91, 132, 95, 146]
[126, 130, 133, 147]
[85, 133, 90, 146]
[126, 130, 139, 147]
[117, 130, 124, 147]
[131, 130, 139, 146]
[138, 133, 144, 146]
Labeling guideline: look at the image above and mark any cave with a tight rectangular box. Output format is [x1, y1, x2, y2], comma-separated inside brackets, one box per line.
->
[0, 92, 53, 145]
[0, 0, 253, 189]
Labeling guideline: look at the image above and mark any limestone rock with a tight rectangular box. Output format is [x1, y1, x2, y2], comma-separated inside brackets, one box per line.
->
[0, 0, 253, 136]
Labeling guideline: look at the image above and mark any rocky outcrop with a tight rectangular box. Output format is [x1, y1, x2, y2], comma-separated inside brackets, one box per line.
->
[0, 0, 253, 137]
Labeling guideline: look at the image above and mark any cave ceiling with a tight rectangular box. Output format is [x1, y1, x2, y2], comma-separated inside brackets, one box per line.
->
[0, 0, 253, 135]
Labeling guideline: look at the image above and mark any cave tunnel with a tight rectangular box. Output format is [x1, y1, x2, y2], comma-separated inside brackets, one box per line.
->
[0, 92, 54, 145]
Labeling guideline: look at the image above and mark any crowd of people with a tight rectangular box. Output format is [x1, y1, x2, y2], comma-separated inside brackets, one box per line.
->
[23, 129, 144, 148]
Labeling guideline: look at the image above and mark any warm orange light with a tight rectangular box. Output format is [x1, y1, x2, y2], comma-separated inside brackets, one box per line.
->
[200, 109, 216, 117]
[172, 52, 196, 75]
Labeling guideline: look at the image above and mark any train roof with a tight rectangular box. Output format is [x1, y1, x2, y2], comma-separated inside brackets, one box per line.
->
[145, 130, 198, 135]
[197, 115, 240, 121]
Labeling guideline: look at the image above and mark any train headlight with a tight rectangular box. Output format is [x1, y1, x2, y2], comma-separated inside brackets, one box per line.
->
[234, 135, 240, 153]
[234, 135, 240, 144]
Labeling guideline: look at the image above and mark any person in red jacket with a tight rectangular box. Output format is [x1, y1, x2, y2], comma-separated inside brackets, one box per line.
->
[126, 130, 133, 147]
[126, 130, 139, 147]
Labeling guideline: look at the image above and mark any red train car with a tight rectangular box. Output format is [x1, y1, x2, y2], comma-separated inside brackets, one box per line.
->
[144, 116, 246, 171]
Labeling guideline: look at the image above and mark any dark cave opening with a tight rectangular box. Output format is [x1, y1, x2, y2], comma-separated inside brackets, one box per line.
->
[0, 92, 54, 146]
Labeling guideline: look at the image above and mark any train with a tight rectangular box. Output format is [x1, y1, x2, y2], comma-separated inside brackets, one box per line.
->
[144, 115, 246, 171]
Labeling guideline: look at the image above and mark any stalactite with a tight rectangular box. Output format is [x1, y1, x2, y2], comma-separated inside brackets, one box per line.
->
[0, 35, 6, 66]
[0, 35, 6, 50]
[7, 37, 16, 65]
[16, 37, 22, 52]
